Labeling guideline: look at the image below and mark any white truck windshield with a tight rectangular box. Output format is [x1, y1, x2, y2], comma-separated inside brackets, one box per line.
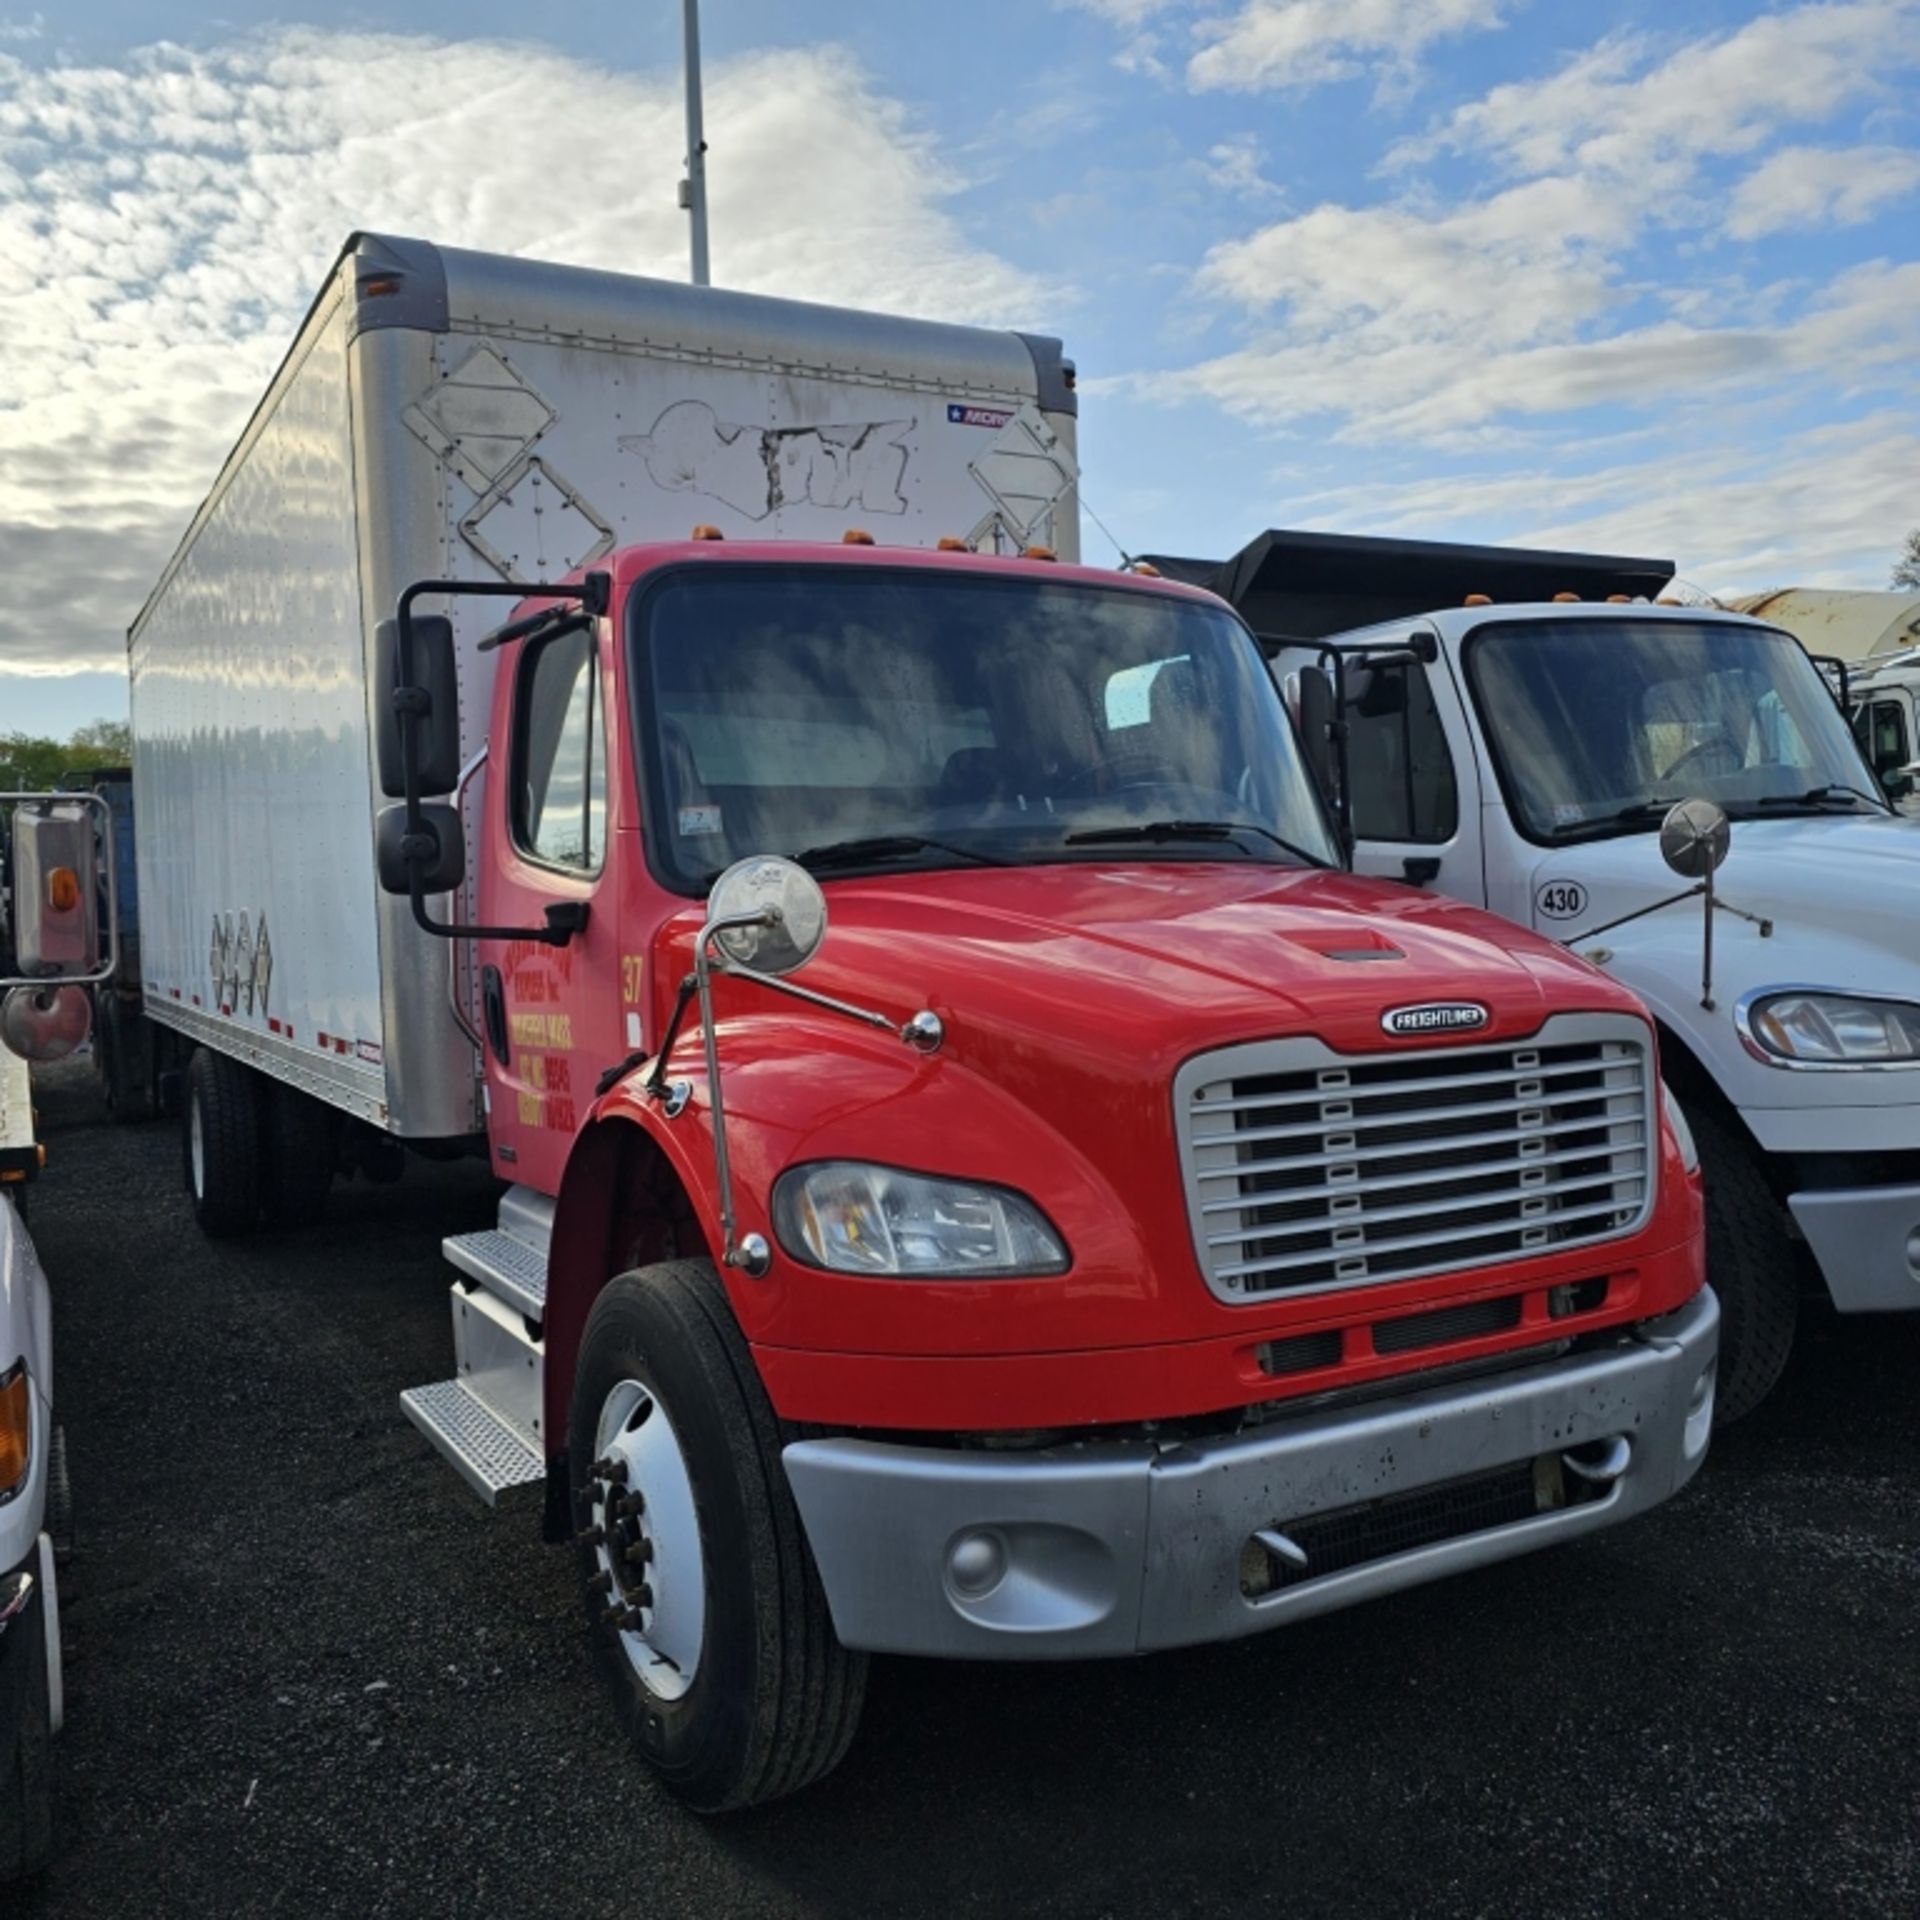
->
[1465, 618, 1886, 842]
[636, 567, 1338, 887]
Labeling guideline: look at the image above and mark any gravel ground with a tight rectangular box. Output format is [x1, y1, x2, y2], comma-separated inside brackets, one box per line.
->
[13, 1058, 1919, 1919]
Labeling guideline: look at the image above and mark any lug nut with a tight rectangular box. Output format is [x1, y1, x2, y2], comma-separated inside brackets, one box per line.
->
[615, 1492, 645, 1518]
[575, 1524, 605, 1547]
[631, 1583, 654, 1610]
[587, 1570, 611, 1595]
[624, 1539, 654, 1567]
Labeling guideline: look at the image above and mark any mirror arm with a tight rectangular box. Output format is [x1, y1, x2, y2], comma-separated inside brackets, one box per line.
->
[1562, 883, 1772, 1010]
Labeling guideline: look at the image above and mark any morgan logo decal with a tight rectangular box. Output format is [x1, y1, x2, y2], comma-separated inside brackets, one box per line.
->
[1381, 1001, 1490, 1038]
[947, 403, 1015, 430]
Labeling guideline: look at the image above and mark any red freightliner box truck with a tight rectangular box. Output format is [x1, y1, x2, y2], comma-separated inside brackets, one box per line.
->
[122, 236, 1717, 1809]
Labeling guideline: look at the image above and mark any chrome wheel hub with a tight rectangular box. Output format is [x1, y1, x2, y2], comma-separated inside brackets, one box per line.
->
[587, 1378, 704, 1700]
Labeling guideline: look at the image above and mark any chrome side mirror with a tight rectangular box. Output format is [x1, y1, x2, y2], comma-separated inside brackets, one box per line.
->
[1659, 799, 1731, 880]
[705, 856, 828, 977]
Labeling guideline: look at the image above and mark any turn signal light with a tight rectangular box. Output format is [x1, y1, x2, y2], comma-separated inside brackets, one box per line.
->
[0, 1362, 28, 1496]
[690, 524, 725, 541]
[842, 529, 876, 545]
[47, 867, 80, 913]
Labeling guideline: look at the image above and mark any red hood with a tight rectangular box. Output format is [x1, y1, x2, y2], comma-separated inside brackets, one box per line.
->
[797, 860, 1633, 1055]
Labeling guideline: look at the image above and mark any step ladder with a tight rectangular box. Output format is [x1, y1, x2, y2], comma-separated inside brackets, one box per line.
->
[400, 1187, 552, 1504]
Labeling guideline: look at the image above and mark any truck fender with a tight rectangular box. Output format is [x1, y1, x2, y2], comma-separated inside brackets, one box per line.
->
[542, 1105, 722, 1469]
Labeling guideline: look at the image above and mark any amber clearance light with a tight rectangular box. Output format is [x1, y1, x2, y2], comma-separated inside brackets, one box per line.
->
[0, 1361, 29, 1495]
[47, 867, 80, 913]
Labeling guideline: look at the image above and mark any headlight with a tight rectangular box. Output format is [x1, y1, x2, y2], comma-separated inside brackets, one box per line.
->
[1743, 992, 1920, 1065]
[1660, 1085, 1699, 1174]
[0, 1360, 29, 1500]
[772, 1163, 1069, 1277]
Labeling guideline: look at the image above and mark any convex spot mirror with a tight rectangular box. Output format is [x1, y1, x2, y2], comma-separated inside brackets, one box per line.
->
[1659, 798, 1731, 880]
[375, 801, 466, 895]
[375, 613, 461, 797]
[2, 983, 91, 1063]
[706, 856, 828, 977]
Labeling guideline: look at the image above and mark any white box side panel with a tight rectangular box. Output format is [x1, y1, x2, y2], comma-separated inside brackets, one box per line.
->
[129, 288, 387, 1123]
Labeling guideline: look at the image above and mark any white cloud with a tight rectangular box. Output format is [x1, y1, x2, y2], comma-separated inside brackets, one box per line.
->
[1201, 133, 1282, 200]
[0, 29, 1050, 682]
[1727, 143, 1920, 239]
[1060, 0, 1505, 94]
[1186, 0, 1504, 96]
[1396, 1, 1920, 183]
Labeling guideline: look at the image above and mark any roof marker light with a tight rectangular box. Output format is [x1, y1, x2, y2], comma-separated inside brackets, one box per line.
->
[1552, 592, 1581, 602]
[842, 529, 876, 545]
[691, 524, 725, 541]
[1606, 594, 1631, 603]
[1131, 561, 1163, 578]
[936, 537, 970, 552]
[1463, 592, 1492, 607]
[1023, 545, 1058, 562]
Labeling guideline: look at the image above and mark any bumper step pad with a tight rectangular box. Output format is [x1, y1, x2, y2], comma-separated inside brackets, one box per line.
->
[400, 1379, 542, 1504]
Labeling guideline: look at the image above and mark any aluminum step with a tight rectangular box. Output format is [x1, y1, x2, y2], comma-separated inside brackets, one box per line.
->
[444, 1227, 548, 1320]
[400, 1379, 543, 1505]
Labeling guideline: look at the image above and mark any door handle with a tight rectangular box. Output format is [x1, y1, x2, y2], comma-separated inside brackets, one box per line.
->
[481, 964, 509, 1066]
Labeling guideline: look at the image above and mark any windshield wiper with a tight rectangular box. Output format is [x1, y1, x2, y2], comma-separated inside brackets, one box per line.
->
[1750, 784, 1886, 813]
[1542, 799, 1682, 841]
[1062, 819, 1332, 869]
[791, 834, 1008, 872]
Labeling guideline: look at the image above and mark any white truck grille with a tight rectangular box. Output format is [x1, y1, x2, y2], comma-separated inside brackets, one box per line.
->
[1175, 1015, 1655, 1303]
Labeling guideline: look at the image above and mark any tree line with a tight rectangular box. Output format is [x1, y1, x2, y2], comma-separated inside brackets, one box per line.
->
[0, 719, 133, 791]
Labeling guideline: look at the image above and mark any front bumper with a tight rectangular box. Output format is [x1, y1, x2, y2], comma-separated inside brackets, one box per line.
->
[1789, 1182, 1920, 1312]
[784, 1290, 1718, 1659]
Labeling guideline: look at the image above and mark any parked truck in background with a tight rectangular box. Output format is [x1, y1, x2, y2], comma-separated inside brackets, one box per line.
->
[127, 238, 1715, 1810]
[1172, 528, 1920, 1420]
[1848, 647, 1920, 817]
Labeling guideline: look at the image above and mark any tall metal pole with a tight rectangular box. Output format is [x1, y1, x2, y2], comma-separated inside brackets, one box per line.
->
[681, 0, 711, 287]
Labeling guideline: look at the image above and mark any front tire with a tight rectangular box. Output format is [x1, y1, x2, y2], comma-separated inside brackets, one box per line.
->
[1683, 1101, 1798, 1423]
[182, 1049, 262, 1237]
[569, 1259, 866, 1812]
[0, 1580, 53, 1882]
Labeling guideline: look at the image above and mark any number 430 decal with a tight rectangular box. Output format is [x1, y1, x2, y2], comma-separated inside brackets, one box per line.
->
[1535, 879, 1589, 921]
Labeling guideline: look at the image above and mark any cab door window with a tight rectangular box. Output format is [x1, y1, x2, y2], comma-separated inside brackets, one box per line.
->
[513, 626, 606, 873]
[1854, 699, 1911, 791]
[1346, 660, 1458, 842]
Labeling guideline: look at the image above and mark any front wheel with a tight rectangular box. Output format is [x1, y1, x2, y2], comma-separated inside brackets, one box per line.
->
[569, 1259, 866, 1812]
[0, 1578, 53, 1882]
[1683, 1101, 1799, 1423]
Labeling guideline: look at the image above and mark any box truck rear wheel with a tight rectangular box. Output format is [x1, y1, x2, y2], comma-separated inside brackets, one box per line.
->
[183, 1049, 262, 1237]
[569, 1259, 866, 1812]
[1683, 1100, 1797, 1423]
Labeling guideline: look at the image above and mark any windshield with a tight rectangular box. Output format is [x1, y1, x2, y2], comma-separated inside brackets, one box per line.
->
[634, 566, 1338, 889]
[1465, 618, 1887, 841]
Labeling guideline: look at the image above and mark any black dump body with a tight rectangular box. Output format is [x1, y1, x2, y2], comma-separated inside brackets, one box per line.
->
[1143, 529, 1675, 646]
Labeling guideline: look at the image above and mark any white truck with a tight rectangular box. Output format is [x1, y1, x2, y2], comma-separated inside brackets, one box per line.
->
[1162, 529, 1920, 1421]
[1849, 647, 1920, 816]
[0, 887, 75, 1882]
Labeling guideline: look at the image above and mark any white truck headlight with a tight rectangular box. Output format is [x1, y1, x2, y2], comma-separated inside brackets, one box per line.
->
[1744, 992, 1920, 1065]
[1660, 1085, 1699, 1174]
[772, 1163, 1069, 1277]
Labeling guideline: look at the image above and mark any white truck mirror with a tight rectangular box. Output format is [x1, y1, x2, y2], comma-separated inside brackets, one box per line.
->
[9, 800, 100, 976]
[1, 983, 91, 1063]
[1658, 799, 1731, 880]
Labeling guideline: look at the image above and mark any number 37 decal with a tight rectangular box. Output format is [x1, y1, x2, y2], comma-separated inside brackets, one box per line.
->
[1535, 879, 1589, 921]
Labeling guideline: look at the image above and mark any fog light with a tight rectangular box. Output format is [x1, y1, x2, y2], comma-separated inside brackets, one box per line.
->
[946, 1529, 1007, 1600]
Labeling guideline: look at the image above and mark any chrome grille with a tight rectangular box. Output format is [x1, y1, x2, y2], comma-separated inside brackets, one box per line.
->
[1176, 1015, 1654, 1303]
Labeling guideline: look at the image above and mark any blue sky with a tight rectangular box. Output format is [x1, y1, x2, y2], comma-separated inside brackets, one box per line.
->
[3, 0, 1917, 736]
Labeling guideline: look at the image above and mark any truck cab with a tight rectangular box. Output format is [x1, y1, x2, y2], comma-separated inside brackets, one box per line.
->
[1208, 529, 1920, 1421]
[362, 533, 1715, 1808]
[1850, 648, 1920, 817]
